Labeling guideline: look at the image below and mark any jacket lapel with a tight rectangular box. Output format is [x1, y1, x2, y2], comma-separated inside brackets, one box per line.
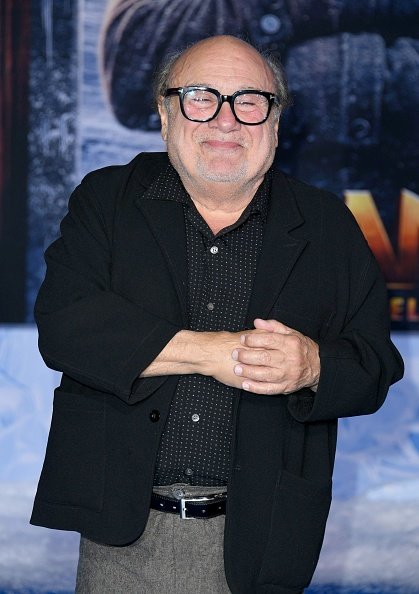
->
[131, 155, 307, 330]
[246, 170, 308, 326]
[133, 161, 189, 326]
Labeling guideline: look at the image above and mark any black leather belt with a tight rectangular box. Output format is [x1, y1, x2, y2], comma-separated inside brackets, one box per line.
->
[151, 492, 227, 519]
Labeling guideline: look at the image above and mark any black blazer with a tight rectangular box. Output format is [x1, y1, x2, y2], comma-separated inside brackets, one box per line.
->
[31, 152, 403, 594]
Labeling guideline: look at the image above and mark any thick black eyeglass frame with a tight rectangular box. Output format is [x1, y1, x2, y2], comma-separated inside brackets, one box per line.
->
[164, 86, 279, 125]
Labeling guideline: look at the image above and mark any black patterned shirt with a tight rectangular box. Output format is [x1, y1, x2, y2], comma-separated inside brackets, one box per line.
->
[152, 164, 270, 486]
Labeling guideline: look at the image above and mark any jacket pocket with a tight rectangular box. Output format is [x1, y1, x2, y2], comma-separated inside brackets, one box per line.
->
[36, 389, 106, 512]
[257, 469, 332, 589]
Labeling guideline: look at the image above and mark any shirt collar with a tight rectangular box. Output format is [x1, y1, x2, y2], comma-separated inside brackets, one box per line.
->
[145, 161, 272, 222]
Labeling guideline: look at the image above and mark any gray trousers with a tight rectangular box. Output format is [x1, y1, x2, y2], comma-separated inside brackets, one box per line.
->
[75, 485, 231, 594]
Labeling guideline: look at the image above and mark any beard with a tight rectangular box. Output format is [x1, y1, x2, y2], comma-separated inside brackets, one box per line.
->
[195, 152, 249, 183]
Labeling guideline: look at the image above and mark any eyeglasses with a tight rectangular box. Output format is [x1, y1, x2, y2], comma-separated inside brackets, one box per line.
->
[164, 86, 279, 125]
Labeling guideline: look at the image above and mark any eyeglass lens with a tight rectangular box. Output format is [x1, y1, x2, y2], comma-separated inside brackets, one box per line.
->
[182, 89, 270, 123]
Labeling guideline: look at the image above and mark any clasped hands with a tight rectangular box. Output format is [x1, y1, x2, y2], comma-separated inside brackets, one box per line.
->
[141, 318, 320, 396]
[215, 318, 320, 395]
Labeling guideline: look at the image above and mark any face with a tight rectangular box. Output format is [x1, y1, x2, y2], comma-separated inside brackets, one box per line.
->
[158, 37, 279, 193]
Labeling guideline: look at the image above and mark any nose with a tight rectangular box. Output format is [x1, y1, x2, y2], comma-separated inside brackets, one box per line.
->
[208, 101, 240, 132]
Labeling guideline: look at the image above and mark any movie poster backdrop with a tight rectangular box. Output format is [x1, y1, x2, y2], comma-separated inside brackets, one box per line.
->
[1, 0, 418, 328]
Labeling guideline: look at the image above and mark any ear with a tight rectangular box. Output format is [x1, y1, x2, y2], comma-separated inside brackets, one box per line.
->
[158, 98, 168, 142]
[273, 109, 280, 148]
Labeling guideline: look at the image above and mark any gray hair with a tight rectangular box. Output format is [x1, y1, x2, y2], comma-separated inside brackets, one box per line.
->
[153, 48, 184, 107]
[260, 50, 292, 110]
[153, 39, 291, 115]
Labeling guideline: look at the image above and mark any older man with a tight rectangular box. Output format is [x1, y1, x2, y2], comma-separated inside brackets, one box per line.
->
[31, 36, 403, 594]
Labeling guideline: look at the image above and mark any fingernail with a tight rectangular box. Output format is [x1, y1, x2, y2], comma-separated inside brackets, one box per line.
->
[234, 365, 243, 375]
[240, 335, 246, 344]
[232, 349, 238, 360]
[242, 382, 250, 391]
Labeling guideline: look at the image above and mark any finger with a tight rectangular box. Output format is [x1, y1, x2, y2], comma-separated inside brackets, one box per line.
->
[241, 379, 287, 396]
[233, 347, 274, 366]
[254, 318, 294, 334]
[234, 362, 283, 383]
[253, 318, 277, 332]
[240, 332, 288, 349]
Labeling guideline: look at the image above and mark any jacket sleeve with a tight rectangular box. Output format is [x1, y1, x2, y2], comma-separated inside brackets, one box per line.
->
[35, 172, 181, 403]
[287, 204, 404, 423]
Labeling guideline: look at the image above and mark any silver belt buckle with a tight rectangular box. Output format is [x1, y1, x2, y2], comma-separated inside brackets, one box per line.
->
[180, 496, 211, 519]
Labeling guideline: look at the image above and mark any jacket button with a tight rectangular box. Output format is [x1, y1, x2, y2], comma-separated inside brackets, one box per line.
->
[149, 410, 160, 422]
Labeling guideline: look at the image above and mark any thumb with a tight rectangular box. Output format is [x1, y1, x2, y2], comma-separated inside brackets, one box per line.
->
[253, 318, 293, 334]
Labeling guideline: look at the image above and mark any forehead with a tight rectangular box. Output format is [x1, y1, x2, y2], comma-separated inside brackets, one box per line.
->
[170, 38, 275, 92]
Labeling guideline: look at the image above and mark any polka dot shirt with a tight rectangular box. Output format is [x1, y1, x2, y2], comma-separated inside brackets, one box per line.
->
[152, 164, 271, 486]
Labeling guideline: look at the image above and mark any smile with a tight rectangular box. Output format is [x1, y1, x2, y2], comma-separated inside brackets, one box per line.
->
[203, 139, 243, 150]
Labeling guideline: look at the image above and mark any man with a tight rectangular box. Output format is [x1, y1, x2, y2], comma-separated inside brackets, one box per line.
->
[31, 36, 403, 593]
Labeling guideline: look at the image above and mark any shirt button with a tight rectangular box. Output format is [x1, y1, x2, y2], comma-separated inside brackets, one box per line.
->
[184, 468, 194, 476]
[172, 487, 186, 499]
[191, 413, 200, 422]
[210, 246, 218, 254]
[207, 302, 215, 311]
